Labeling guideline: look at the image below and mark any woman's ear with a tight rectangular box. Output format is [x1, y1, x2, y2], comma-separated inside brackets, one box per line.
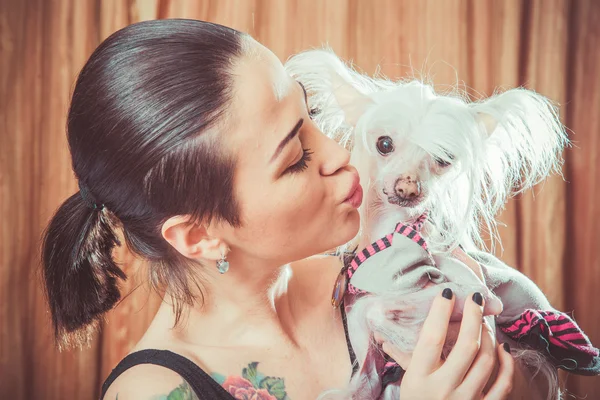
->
[161, 215, 226, 261]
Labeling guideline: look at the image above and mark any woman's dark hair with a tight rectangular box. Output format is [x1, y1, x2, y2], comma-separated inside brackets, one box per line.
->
[41, 19, 248, 349]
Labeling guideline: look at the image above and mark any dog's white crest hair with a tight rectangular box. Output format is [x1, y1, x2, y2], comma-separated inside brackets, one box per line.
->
[285, 48, 568, 252]
[286, 48, 566, 399]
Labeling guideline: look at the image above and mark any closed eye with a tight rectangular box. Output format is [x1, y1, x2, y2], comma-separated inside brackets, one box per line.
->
[435, 157, 452, 168]
[434, 152, 455, 168]
[285, 148, 313, 174]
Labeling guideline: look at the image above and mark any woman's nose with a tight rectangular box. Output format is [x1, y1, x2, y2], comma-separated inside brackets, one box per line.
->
[318, 134, 351, 176]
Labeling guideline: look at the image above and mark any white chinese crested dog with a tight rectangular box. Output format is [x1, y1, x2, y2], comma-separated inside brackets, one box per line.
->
[286, 49, 599, 400]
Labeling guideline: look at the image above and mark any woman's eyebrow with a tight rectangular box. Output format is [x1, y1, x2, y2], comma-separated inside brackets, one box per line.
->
[298, 81, 308, 102]
[270, 118, 304, 163]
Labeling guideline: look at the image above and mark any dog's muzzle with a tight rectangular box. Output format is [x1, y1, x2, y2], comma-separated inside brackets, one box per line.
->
[383, 176, 423, 207]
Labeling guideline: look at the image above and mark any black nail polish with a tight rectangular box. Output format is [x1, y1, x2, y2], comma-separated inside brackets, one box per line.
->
[503, 342, 511, 353]
[442, 288, 453, 300]
[472, 292, 483, 306]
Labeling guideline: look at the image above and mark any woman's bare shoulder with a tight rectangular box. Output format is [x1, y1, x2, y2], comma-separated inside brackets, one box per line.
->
[102, 364, 199, 400]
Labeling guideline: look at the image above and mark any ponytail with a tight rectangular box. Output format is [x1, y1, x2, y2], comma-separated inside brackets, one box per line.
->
[41, 190, 126, 349]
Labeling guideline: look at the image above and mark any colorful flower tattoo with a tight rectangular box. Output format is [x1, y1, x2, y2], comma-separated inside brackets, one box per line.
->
[116, 381, 199, 400]
[212, 362, 289, 400]
[115, 363, 289, 400]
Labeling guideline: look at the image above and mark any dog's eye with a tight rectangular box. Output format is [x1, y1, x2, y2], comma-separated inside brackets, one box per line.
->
[434, 153, 455, 168]
[376, 136, 395, 155]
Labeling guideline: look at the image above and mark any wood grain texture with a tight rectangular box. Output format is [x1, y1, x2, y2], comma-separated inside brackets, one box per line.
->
[563, 0, 600, 397]
[2, 1, 102, 399]
[1, 1, 598, 399]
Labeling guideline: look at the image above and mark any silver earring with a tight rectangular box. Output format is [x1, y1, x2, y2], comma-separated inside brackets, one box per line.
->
[216, 249, 230, 274]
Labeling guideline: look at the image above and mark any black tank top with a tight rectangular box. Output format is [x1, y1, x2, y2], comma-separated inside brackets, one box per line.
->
[100, 304, 358, 400]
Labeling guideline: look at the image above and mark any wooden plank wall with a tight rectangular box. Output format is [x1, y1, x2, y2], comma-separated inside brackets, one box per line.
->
[1, 0, 598, 399]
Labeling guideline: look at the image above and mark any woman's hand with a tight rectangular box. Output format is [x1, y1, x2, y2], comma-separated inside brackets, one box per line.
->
[384, 289, 514, 400]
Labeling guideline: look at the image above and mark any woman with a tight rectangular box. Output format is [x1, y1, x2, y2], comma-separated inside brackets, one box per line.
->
[41, 19, 513, 400]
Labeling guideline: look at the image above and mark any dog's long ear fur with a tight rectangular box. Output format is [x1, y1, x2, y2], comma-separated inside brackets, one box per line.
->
[467, 89, 568, 247]
[285, 49, 375, 148]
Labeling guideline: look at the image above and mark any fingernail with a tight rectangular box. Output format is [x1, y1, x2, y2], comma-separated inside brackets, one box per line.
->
[503, 342, 511, 353]
[472, 292, 483, 306]
[442, 288, 453, 300]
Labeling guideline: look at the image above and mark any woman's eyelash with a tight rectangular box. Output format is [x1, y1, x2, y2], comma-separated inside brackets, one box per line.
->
[286, 148, 313, 174]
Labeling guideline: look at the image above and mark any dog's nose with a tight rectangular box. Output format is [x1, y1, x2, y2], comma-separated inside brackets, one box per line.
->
[395, 177, 420, 200]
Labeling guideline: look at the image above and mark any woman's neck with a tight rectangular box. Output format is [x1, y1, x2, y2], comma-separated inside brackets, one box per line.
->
[156, 262, 298, 349]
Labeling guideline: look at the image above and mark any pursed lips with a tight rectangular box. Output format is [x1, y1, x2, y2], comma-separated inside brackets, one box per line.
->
[343, 171, 363, 208]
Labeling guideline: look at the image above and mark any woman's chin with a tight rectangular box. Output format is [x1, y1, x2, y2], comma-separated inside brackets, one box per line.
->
[323, 211, 361, 250]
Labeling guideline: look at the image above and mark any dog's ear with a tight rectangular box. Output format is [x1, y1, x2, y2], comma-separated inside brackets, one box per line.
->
[465, 88, 567, 248]
[469, 88, 567, 187]
[476, 112, 498, 136]
[285, 48, 373, 127]
[329, 71, 373, 126]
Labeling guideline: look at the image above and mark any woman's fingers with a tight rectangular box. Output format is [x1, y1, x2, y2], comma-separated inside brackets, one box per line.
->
[410, 287, 455, 374]
[381, 342, 413, 370]
[441, 292, 485, 381]
[455, 320, 497, 395]
[375, 331, 414, 370]
[397, 287, 515, 400]
[484, 343, 515, 400]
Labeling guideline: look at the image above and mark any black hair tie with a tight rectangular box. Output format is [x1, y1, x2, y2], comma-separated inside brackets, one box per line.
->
[78, 181, 105, 211]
